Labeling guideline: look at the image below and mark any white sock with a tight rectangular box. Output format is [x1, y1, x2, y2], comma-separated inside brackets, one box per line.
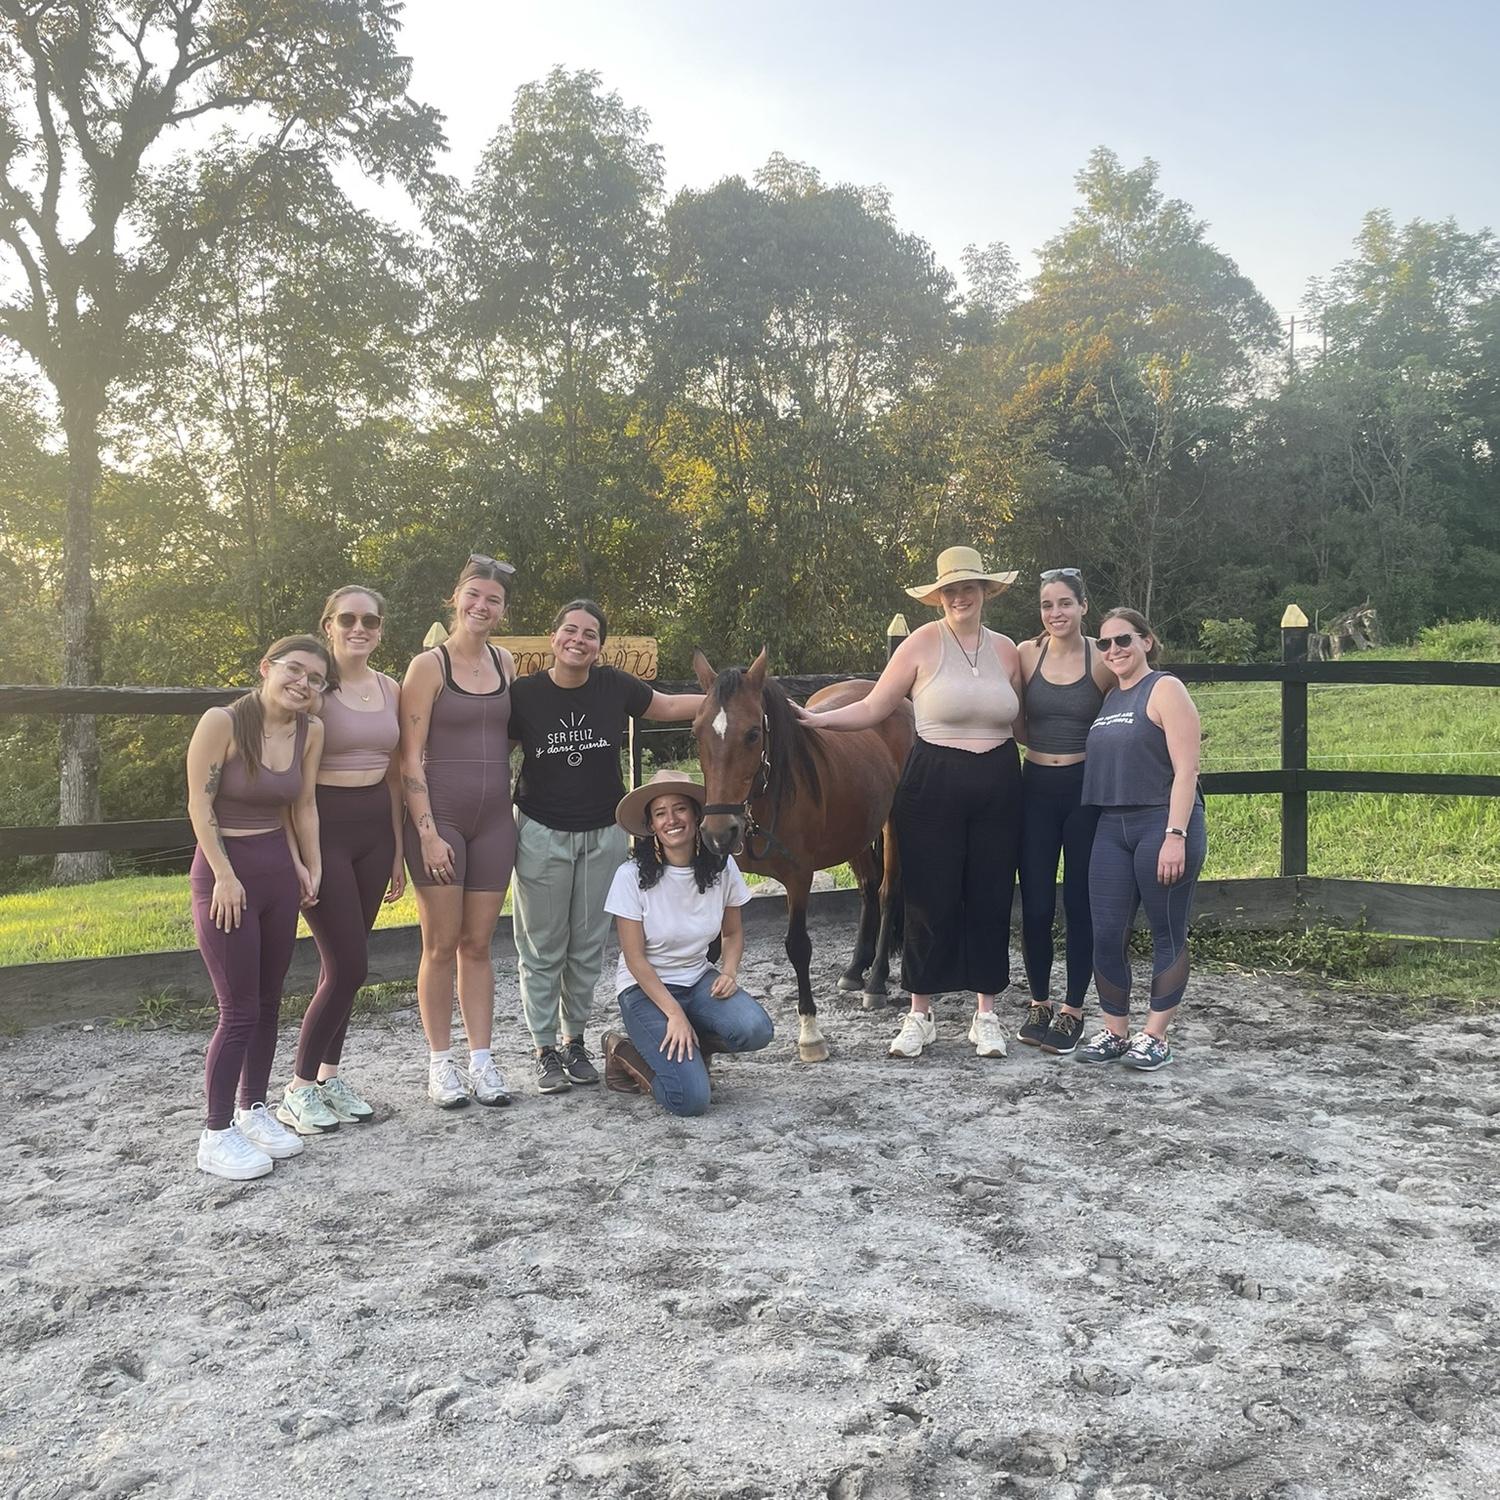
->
[429, 1048, 452, 1071]
[469, 1048, 491, 1073]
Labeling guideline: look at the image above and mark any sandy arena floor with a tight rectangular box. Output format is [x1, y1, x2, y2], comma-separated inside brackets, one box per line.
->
[3, 906, 1498, 1500]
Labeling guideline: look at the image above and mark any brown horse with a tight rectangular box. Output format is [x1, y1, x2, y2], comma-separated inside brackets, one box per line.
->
[691, 649, 913, 1061]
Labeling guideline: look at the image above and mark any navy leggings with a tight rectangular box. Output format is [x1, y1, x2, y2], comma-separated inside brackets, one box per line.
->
[1018, 760, 1100, 1006]
[1089, 804, 1207, 1016]
[296, 783, 394, 1078]
[192, 831, 300, 1129]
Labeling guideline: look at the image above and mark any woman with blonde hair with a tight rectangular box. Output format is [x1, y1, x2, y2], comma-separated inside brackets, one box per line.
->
[184, 635, 330, 1179]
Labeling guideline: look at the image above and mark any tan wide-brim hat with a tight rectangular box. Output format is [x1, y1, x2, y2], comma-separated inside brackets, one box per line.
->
[905, 545, 1019, 606]
[615, 770, 709, 838]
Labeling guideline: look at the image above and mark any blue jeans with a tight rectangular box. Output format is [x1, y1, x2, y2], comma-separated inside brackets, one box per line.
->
[617, 971, 775, 1117]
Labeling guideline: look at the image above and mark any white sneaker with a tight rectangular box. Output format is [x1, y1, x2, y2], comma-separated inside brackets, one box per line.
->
[197, 1126, 273, 1181]
[968, 1010, 1008, 1059]
[234, 1102, 305, 1158]
[469, 1057, 512, 1107]
[888, 1010, 937, 1058]
[428, 1056, 471, 1109]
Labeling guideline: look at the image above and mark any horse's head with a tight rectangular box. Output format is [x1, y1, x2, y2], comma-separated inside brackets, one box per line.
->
[692, 647, 770, 858]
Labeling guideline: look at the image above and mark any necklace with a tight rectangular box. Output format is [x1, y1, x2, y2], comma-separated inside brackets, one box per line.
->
[946, 624, 984, 677]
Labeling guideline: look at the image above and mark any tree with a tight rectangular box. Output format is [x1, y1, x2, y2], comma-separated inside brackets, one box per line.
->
[0, 1, 442, 880]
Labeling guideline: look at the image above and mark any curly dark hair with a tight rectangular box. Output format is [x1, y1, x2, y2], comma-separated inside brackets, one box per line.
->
[630, 802, 725, 893]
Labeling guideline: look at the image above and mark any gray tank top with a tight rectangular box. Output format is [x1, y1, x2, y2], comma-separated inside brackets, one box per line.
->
[1024, 639, 1105, 754]
[1081, 672, 1190, 808]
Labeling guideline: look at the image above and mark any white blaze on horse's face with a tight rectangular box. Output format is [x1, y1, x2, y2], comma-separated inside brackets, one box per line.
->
[712, 707, 729, 740]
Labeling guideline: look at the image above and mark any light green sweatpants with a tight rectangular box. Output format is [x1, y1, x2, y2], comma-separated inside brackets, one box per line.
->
[513, 812, 629, 1049]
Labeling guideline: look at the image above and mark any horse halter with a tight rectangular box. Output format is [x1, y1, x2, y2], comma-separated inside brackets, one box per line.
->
[701, 711, 789, 862]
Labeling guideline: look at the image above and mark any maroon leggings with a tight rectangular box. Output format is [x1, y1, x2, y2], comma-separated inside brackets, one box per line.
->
[296, 783, 395, 1077]
[192, 832, 300, 1129]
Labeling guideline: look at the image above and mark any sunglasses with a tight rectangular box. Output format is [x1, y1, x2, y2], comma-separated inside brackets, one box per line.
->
[275, 659, 329, 692]
[1040, 567, 1083, 582]
[333, 612, 382, 631]
[1097, 632, 1139, 651]
[468, 552, 516, 576]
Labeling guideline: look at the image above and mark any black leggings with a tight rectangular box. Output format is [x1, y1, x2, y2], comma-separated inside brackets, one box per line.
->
[1090, 804, 1207, 1017]
[1018, 760, 1101, 1006]
[893, 738, 1022, 996]
[296, 783, 395, 1077]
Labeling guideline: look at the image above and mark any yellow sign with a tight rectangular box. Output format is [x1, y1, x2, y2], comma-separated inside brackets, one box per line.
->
[421, 625, 657, 679]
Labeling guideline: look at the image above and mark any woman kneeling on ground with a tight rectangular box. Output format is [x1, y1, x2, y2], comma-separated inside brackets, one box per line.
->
[600, 771, 774, 1116]
[185, 636, 329, 1180]
[1078, 609, 1206, 1071]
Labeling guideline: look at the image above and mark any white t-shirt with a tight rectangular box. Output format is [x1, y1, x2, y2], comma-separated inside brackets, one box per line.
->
[604, 856, 753, 994]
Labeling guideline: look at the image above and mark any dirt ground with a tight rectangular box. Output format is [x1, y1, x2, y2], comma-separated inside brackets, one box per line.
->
[3, 903, 1498, 1500]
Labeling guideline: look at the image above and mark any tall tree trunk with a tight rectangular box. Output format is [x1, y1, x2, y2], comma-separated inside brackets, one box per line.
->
[52, 398, 109, 885]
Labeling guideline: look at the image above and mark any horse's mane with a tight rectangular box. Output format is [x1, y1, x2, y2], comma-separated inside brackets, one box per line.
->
[713, 668, 823, 809]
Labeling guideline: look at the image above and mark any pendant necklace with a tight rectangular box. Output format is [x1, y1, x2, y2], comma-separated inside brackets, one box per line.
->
[946, 624, 984, 677]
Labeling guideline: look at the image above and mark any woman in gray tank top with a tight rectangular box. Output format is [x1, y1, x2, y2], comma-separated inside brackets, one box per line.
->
[1076, 609, 1206, 1071]
[1016, 570, 1113, 1056]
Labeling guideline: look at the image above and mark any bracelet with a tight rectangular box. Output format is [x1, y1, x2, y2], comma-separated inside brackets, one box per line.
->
[1165, 826, 1187, 838]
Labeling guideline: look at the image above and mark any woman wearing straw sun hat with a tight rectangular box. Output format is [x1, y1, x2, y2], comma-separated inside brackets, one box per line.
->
[600, 770, 774, 1116]
[794, 545, 1027, 1061]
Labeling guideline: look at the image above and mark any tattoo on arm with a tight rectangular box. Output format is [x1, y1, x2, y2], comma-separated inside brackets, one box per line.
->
[402, 775, 428, 796]
[204, 762, 222, 798]
[416, 814, 434, 832]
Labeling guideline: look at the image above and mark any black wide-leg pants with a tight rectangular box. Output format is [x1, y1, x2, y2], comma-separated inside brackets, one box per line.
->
[893, 737, 1022, 996]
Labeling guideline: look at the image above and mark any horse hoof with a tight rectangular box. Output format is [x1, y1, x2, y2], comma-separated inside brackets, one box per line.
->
[836, 974, 863, 994]
[861, 990, 887, 1011]
[798, 1040, 830, 1064]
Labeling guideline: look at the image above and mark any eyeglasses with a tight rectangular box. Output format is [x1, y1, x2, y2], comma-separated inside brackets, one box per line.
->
[1040, 568, 1083, 582]
[468, 552, 516, 576]
[1097, 632, 1138, 651]
[275, 659, 329, 692]
[333, 612, 382, 631]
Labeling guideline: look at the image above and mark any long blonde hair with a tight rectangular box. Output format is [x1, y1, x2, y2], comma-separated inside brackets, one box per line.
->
[229, 635, 337, 778]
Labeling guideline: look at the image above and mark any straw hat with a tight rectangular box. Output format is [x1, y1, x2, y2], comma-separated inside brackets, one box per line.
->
[615, 770, 709, 838]
[905, 545, 1018, 606]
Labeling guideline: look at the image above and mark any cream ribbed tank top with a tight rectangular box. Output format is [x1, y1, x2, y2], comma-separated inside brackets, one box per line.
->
[912, 626, 1019, 745]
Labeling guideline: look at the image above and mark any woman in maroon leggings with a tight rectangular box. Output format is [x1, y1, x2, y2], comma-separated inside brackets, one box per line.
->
[279, 586, 405, 1135]
[185, 635, 329, 1181]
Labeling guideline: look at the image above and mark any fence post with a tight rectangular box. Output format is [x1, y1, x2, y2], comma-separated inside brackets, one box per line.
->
[887, 612, 909, 662]
[1280, 604, 1310, 878]
[628, 715, 642, 790]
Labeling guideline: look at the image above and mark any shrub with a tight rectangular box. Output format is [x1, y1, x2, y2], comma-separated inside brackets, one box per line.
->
[1414, 619, 1500, 662]
[1198, 617, 1258, 664]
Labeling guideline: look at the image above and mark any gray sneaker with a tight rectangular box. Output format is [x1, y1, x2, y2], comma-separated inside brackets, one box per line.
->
[1123, 1033, 1174, 1071]
[559, 1038, 600, 1086]
[535, 1047, 573, 1094]
[1076, 1028, 1133, 1064]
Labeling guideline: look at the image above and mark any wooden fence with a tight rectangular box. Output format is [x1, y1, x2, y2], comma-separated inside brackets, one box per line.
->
[1, 609, 1498, 1012]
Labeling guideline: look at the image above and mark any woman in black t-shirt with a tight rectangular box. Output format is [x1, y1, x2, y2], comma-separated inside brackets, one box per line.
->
[509, 599, 704, 1095]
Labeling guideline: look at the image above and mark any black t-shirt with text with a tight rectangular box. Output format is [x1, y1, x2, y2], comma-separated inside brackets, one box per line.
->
[509, 666, 655, 831]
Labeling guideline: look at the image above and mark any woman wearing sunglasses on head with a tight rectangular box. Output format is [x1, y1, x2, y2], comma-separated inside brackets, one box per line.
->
[1077, 609, 1206, 1071]
[277, 586, 404, 1136]
[1015, 569, 1113, 1057]
[400, 555, 519, 1110]
[184, 636, 330, 1179]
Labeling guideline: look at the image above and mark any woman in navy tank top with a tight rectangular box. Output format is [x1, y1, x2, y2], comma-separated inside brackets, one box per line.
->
[1077, 609, 1207, 1071]
[184, 635, 330, 1180]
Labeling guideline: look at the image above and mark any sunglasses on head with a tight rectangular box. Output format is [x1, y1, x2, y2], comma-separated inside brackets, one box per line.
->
[468, 552, 516, 576]
[1097, 631, 1139, 651]
[334, 611, 382, 631]
[1040, 567, 1083, 582]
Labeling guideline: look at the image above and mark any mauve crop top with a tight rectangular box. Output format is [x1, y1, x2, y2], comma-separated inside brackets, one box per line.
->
[912, 626, 1019, 744]
[319, 674, 399, 774]
[213, 712, 307, 831]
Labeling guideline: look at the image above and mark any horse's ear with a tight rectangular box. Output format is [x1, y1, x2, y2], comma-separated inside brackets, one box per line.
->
[746, 646, 769, 689]
[692, 649, 717, 692]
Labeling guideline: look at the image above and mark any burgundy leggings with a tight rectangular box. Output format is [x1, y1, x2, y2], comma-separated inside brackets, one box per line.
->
[296, 783, 395, 1077]
[192, 832, 300, 1129]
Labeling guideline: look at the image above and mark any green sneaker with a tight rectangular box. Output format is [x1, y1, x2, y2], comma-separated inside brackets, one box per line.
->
[319, 1075, 374, 1122]
[277, 1082, 341, 1134]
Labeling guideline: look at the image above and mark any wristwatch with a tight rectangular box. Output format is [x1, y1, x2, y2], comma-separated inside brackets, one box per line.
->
[1164, 826, 1187, 838]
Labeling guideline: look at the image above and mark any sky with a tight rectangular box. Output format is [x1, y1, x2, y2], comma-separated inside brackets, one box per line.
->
[394, 0, 1500, 327]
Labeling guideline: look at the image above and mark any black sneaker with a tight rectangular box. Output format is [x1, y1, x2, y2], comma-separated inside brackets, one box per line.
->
[559, 1038, 600, 1086]
[534, 1047, 573, 1094]
[1019, 1003, 1054, 1047]
[1040, 1010, 1085, 1056]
